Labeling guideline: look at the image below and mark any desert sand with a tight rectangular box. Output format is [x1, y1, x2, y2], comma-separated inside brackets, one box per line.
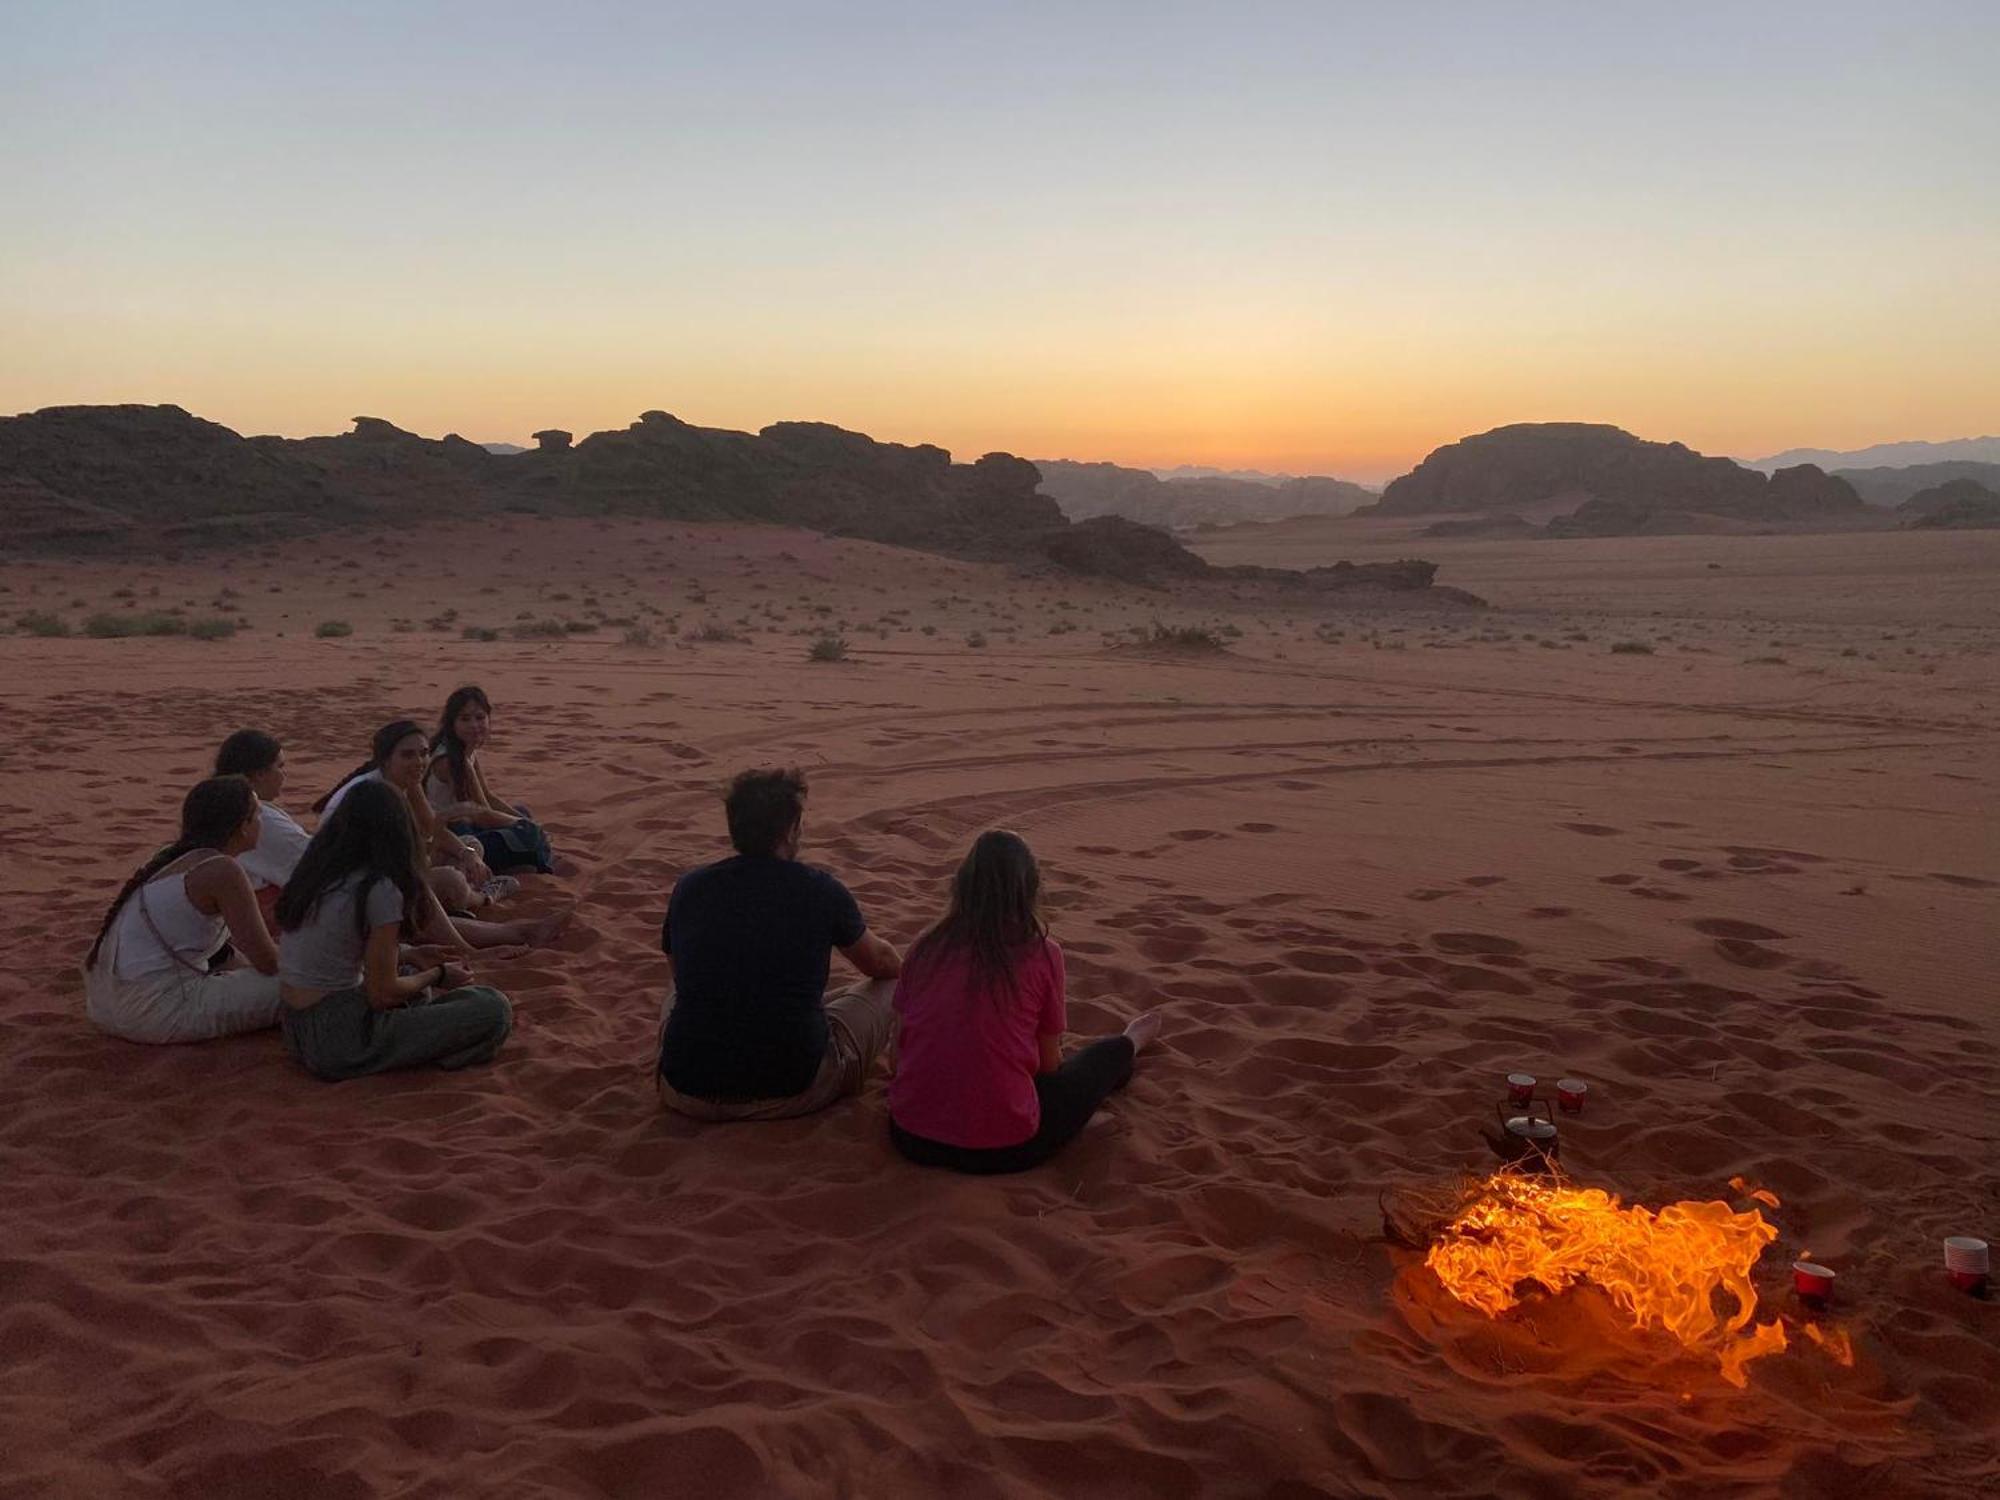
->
[1, 517, 1995, 1498]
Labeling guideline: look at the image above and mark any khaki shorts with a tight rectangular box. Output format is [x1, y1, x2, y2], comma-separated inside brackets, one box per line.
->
[656, 978, 897, 1122]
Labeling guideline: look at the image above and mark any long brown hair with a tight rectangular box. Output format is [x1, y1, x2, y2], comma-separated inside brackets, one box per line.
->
[431, 685, 492, 801]
[905, 830, 1047, 1000]
[276, 779, 424, 942]
[86, 776, 256, 969]
[313, 718, 425, 814]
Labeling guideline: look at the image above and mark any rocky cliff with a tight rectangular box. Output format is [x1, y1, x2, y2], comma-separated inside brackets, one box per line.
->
[0, 404, 1461, 599]
[1374, 423, 1863, 530]
[1899, 478, 2000, 529]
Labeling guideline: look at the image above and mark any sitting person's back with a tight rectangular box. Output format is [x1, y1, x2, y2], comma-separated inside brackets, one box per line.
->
[888, 830, 1159, 1174]
[655, 767, 901, 1120]
[660, 853, 864, 1100]
[889, 931, 1065, 1148]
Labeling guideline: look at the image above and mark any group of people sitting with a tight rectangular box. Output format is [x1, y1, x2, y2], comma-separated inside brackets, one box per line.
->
[82, 695, 1158, 1173]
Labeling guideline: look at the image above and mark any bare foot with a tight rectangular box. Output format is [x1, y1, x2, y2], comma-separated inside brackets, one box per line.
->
[523, 906, 576, 948]
[1124, 1011, 1162, 1053]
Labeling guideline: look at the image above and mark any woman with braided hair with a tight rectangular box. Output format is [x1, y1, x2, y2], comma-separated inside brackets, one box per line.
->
[83, 776, 285, 1044]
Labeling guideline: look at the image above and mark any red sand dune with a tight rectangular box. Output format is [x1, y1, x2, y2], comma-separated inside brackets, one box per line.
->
[1, 519, 1995, 1497]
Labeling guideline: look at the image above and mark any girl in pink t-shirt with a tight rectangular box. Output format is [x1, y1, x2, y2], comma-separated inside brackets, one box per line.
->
[888, 831, 1160, 1174]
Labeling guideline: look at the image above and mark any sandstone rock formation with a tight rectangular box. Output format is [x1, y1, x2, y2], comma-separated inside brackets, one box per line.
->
[0, 403, 1461, 599]
[1900, 478, 2000, 529]
[1373, 423, 1863, 532]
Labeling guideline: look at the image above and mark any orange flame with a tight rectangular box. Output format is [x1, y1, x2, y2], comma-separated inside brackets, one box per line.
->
[1424, 1172, 1788, 1386]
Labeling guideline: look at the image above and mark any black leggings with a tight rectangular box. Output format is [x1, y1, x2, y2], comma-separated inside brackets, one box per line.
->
[890, 1036, 1137, 1175]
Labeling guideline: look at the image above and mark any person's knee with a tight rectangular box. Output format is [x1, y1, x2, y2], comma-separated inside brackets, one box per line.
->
[466, 985, 512, 1036]
[432, 867, 473, 908]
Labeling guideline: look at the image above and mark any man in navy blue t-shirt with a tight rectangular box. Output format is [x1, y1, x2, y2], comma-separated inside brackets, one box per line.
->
[657, 767, 902, 1119]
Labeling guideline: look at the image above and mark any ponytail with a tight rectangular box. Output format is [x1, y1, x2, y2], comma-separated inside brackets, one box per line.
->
[311, 761, 374, 815]
[313, 718, 428, 813]
[86, 841, 194, 969]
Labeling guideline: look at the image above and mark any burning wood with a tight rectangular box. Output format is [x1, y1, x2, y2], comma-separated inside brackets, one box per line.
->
[1419, 1171, 1792, 1386]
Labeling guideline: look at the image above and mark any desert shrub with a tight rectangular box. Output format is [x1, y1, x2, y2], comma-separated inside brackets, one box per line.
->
[1609, 640, 1654, 655]
[86, 611, 188, 638]
[1744, 655, 1788, 666]
[188, 617, 238, 640]
[16, 611, 69, 637]
[621, 623, 656, 647]
[690, 624, 742, 644]
[314, 619, 354, 639]
[460, 625, 500, 642]
[808, 633, 849, 663]
[510, 619, 568, 640]
[966, 630, 987, 648]
[1149, 624, 1226, 652]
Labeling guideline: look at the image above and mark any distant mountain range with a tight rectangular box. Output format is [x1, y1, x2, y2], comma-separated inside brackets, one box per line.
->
[1034, 459, 1375, 529]
[1832, 460, 2000, 507]
[1744, 436, 2000, 471]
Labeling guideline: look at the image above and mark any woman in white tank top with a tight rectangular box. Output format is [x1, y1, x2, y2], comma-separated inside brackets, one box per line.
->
[83, 777, 285, 1044]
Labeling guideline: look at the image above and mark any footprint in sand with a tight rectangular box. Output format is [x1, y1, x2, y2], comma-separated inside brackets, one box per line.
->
[1713, 939, 1790, 969]
[1168, 828, 1223, 842]
[1930, 872, 1998, 889]
[1689, 917, 1790, 941]
[1657, 858, 1702, 872]
[1235, 822, 1280, 834]
[1460, 875, 1506, 888]
[1429, 932, 1525, 957]
[1560, 822, 1622, 836]
[1526, 906, 1572, 919]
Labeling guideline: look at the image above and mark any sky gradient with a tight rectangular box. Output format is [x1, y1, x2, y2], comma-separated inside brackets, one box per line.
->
[4, 1, 1996, 482]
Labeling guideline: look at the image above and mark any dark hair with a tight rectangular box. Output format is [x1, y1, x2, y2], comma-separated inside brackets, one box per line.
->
[214, 728, 281, 779]
[276, 778, 424, 942]
[432, 684, 493, 801]
[724, 767, 808, 857]
[313, 719, 427, 814]
[904, 830, 1047, 1000]
[86, 776, 257, 969]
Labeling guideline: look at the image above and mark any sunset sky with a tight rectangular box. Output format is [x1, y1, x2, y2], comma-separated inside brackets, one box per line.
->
[4, 2, 1995, 482]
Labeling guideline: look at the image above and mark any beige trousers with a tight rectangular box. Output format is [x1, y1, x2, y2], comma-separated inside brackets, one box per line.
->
[656, 978, 897, 1122]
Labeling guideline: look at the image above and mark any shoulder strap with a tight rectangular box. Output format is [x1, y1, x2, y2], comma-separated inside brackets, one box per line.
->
[135, 857, 227, 976]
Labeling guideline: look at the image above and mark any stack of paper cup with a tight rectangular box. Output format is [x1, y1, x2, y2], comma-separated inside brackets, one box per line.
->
[1943, 1236, 1990, 1293]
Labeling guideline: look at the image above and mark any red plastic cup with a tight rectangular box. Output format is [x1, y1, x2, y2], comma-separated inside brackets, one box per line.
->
[1944, 1237, 1989, 1294]
[1506, 1073, 1536, 1106]
[1556, 1079, 1588, 1114]
[1793, 1261, 1835, 1302]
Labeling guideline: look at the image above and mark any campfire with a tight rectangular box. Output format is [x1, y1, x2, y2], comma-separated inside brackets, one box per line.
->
[1420, 1171, 1799, 1386]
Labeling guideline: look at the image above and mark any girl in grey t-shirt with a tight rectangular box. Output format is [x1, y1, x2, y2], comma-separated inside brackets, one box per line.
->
[275, 779, 512, 1081]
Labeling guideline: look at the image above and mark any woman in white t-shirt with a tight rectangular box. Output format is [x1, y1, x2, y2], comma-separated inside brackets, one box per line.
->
[82, 776, 284, 1043]
[213, 729, 311, 920]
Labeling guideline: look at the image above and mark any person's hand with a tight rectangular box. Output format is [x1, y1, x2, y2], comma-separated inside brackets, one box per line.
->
[439, 961, 475, 990]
